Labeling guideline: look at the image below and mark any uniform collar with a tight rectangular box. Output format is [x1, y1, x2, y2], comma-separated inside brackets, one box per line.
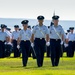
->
[53, 25, 59, 27]
[70, 32, 74, 34]
[38, 25, 43, 27]
[23, 28, 28, 31]
[15, 30, 19, 32]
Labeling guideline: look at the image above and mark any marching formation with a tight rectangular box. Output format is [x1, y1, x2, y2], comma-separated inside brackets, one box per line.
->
[0, 15, 75, 67]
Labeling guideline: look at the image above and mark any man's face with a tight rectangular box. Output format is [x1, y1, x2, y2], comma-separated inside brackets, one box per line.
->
[53, 20, 59, 25]
[38, 20, 44, 24]
[23, 24, 28, 29]
[70, 30, 74, 33]
[14, 28, 19, 31]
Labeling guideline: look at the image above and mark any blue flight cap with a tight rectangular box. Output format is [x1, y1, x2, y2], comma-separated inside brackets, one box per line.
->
[52, 15, 59, 20]
[1, 24, 6, 28]
[69, 27, 74, 30]
[21, 20, 29, 24]
[37, 16, 45, 20]
[14, 25, 19, 28]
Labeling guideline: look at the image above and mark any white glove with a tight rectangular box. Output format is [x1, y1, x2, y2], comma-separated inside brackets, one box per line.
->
[17, 45, 20, 49]
[7, 42, 12, 45]
[4, 42, 12, 45]
[31, 43, 34, 47]
[64, 44, 68, 48]
[4, 42, 7, 45]
[46, 42, 50, 46]
[60, 41, 63, 45]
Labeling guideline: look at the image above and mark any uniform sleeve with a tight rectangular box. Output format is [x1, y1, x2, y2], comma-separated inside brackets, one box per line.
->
[66, 34, 69, 39]
[32, 26, 36, 34]
[5, 31, 10, 37]
[45, 27, 49, 34]
[12, 32, 14, 37]
[49, 27, 52, 34]
[19, 31, 22, 39]
[61, 27, 65, 35]
[5, 32, 9, 37]
[10, 33, 12, 39]
[30, 31, 32, 36]
[74, 34, 75, 39]
[64, 33, 66, 39]
[29, 30, 32, 38]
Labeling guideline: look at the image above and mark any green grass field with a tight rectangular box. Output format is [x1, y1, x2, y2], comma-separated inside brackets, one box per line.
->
[0, 53, 75, 75]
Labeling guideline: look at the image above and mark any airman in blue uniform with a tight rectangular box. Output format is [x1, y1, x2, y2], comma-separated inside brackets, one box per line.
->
[66, 27, 75, 57]
[19, 20, 32, 67]
[49, 15, 65, 67]
[0, 24, 9, 58]
[31, 16, 50, 67]
[64, 30, 70, 57]
[12, 25, 20, 57]
[5, 27, 12, 57]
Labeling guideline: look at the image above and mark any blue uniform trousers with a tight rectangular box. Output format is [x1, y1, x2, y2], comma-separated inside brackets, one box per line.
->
[50, 39, 61, 66]
[29, 46, 36, 59]
[46, 45, 51, 57]
[5, 44, 12, 57]
[68, 41, 75, 57]
[34, 38, 46, 67]
[13, 40, 20, 57]
[0, 41, 5, 58]
[20, 40, 31, 66]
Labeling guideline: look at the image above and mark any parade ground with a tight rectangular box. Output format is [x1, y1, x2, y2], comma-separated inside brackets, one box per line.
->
[0, 53, 75, 75]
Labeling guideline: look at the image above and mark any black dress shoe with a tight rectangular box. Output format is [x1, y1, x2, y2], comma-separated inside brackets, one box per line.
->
[33, 57, 36, 59]
[38, 65, 42, 67]
[55, 63, 58, 66]
[52, 64, 55, 67]
[52, 65, 55, 67]
[55, 64, 58, 66]
[23, 65, 26, 67]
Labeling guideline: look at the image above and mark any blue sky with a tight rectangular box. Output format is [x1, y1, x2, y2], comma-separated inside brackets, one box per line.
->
[0, 0, 75, 20]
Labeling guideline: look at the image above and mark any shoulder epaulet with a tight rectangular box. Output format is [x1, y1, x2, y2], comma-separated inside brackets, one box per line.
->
[43, 25, 46, 27]
[13, 31, 15, 33]
[36, 25, 38, 26]
[59, 25, 62, 27]
[50, 25, 53, 27]
[20, 30, 23, 32]
[43, 25, 46, 28]
[35, 25, 38, 27]
[59, 25, 62, 28]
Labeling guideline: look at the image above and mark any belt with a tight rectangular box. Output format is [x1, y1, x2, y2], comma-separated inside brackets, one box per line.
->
[21, 40, 30, 42]
[69, 41, 75, 42]
[50, 39, 61, 41]
[0, 40, 5, 42]
[35, 38, 45, 40]
[13, 39, 17, 41]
